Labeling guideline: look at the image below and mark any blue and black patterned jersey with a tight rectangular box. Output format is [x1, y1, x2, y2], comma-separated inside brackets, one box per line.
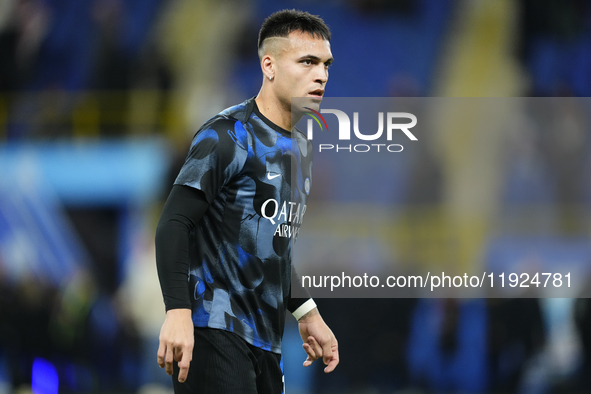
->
[174, 97, 313, 353]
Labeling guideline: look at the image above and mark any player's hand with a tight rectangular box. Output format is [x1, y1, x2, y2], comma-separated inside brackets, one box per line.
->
[157, 308, 194, 383]
[297, 308, 339, 373]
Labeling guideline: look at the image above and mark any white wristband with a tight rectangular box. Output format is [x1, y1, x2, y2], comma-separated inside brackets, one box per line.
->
[292, 299, 317, 320]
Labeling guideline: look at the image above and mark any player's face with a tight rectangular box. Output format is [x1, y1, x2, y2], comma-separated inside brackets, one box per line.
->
[273, 31, 333, 112]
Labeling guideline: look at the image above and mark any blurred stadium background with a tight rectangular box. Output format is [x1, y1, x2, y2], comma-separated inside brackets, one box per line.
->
[1, 0, 591, 393]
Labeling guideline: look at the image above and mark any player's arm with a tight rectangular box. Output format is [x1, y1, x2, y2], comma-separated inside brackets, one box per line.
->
[296, 304, 339, 373]
[155, 184, 209, 383]
[288, 267, 339, 373]
[155, 117, 247, 383]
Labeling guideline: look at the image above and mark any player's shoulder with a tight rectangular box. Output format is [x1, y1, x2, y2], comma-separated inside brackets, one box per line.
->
[218, 99, 254, 122]
[208, 98, 255, 131]
[199, 115, 242, 135]
[194, 99, 256, 146]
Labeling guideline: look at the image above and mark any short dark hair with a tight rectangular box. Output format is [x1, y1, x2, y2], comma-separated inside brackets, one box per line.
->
[258, 9, 331, 50]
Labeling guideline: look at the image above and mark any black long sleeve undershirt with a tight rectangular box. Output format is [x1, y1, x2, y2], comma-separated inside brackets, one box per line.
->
[155, 184, 311, 313]
[155, 184, 209, 311]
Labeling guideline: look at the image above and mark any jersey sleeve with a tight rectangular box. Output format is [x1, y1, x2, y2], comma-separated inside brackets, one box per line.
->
[174, 117, 249, 203]
[155, 185, 210, 311]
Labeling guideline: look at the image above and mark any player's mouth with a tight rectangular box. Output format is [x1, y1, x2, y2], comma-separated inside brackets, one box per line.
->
[308, 89, 324, 100]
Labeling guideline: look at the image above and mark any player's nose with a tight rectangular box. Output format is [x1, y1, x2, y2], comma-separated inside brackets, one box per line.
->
[314, 66, 328, 85]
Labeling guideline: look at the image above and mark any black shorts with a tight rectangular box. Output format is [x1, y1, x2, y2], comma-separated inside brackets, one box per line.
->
[172, 327, 284, 394]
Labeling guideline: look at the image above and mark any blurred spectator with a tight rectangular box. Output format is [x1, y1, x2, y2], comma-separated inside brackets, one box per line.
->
[0, 0, 49, 92]
[487, 298, 546, 392]
[518, 0, 591, 96]
[91, 0, 132, 91]
[407, 299, 489, 393]
[0, 275, 57, 388]
[574, 297, 591, 392]
[518, 0, 588, 64]
[542, 96, 588, 207]
[65, 208, 120, 296]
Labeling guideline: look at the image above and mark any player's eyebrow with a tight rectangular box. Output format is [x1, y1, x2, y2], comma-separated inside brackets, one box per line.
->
[298, 55, 334, 65]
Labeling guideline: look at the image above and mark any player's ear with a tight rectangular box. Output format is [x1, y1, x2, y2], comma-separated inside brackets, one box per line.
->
[261, 54, 275, 81]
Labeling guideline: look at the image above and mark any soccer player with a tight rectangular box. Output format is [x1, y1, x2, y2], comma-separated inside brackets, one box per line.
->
[155, 9, 338, 393]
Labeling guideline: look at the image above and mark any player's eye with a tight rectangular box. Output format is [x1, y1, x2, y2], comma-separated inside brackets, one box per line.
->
[301, 59, 312, 65]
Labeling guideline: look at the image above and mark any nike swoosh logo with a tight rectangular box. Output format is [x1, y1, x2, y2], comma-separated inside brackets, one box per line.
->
[267, 172, 281, 180]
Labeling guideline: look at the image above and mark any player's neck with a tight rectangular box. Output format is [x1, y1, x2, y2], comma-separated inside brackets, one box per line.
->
[255, 93, 291, 132]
